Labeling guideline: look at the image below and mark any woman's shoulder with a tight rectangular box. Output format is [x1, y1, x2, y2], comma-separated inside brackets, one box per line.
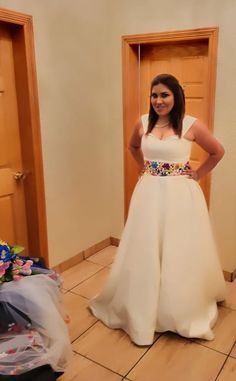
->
[183, 114, 197, 126]
[140, 114, 149, 133]
[182, 114, 197, 135]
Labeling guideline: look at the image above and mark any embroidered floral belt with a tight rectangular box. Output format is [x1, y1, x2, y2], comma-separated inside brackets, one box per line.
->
[143, 160, 191, 176]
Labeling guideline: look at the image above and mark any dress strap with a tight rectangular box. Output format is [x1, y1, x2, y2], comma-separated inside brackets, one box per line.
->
[141, 114, 149, 133]
[182, 115, 197, 136]
[141, 114, 196, 136]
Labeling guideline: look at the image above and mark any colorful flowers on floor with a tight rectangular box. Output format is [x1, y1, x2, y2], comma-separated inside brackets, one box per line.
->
[0, 240, 33, 284]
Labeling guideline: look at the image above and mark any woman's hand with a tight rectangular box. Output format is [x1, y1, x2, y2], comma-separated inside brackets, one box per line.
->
[185, 120, 225, 179]
[129, 119, 145, 168]
[186, 170, 199, 181]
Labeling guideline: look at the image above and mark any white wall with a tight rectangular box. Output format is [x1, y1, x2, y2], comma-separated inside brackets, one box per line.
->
[0, 0, 235, 271]
[107, 0, 236, 272]
[0, 0, 113, 266]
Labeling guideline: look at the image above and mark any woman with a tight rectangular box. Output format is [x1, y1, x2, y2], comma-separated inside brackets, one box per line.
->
[89, 73, 225, 346]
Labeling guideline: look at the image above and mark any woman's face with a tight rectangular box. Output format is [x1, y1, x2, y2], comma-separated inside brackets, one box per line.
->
[150, 83, 174, 117]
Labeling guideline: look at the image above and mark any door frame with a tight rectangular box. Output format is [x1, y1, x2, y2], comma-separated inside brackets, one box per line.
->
[122, 27, 219, 217]
[0, 8, 48, 264]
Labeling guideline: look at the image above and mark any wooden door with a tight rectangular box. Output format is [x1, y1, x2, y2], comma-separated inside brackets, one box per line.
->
[0, 8, 48, 265]
[123, 28, 218, 218]
[140, 41, 209, 199]
[0, 25, 28, 250]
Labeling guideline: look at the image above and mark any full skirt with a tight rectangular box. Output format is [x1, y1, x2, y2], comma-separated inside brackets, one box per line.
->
[89, 175, 226, 345]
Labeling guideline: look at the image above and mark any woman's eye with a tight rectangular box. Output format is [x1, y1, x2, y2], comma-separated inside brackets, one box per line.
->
[161, 93, 169, 98]
[151, 92, 170, 99]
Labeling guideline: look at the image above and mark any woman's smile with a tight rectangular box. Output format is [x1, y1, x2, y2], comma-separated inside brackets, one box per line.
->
[150, 83, 174, 117]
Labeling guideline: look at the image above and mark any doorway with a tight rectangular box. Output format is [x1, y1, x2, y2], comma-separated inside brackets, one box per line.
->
[122, 27, 219, 218]
[0, 8, 48, 263]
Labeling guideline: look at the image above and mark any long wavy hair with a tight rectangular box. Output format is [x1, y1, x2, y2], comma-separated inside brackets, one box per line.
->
[147, 74, 185, 137]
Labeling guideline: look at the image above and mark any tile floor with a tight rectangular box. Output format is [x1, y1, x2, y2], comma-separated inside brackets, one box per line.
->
[59, 246, 236, 381]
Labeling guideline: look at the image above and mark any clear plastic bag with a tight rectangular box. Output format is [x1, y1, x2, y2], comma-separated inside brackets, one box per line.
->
[0, 274, 71, 375]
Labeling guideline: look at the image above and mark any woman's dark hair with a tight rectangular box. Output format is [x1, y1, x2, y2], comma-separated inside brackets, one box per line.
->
[147, 73, 185, 137]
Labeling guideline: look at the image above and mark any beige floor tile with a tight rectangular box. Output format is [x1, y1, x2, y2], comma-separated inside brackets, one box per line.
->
[63, 292, 97, 341]
[87, 246, 117, 266]
[73, 321, 149, 376]
[195, 306, 236, 354]
[127, 333, 226, 381]
[72, 267, 110, 299]
[61, 260, 103, 290]
[217, 357, 236, 381]
[59, 353, 122, 381]
[230, 342, 236, 358]
[223, 281, 236, 310]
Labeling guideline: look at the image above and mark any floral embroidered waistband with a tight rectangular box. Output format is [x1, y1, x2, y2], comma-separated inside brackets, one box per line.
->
[143, 160, 191, 176]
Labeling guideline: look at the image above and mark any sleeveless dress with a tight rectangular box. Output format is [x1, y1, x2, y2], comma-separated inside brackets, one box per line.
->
[89, 115, 226, 346]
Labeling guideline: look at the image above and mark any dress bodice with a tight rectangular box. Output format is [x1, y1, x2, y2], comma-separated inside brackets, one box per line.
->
[141, 114, 196, 163]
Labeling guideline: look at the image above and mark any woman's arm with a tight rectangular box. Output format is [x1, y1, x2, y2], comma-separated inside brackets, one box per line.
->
[186, 119, 225, 180]
[129, 119, 144, 170]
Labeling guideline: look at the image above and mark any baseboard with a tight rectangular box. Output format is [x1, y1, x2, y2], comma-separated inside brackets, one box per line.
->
[110, 236, 120, 246]
[53, 237, 235, 282]
[223, 269, 236, 282]
[52, 237, 113, 273]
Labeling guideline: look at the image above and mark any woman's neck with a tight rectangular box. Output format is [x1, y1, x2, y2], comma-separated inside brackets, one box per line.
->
[157, 117, 170, 124]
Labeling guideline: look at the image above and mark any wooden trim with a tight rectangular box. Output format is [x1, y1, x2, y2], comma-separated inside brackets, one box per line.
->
[122, 27, 219, 44]
[223, 269, 236, 283]
[0, 8, 48, 264]
[52, 237, 113, 273]
[0, 7, 31, 25]
[122, 41, 139, 217]
[122, 27, 219, 217]
[205, 28, 219, 206]
[84, 237, 111, 259]
[52, 251, 84, 274]
[53, 236, 233, 286]
[110, 236, 120, 246]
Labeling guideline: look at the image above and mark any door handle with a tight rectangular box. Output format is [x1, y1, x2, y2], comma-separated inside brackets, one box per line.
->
[14, 171, 26, 181]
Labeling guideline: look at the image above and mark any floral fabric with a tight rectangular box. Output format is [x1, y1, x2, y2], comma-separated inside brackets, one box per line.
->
[143, 160, 191, 176]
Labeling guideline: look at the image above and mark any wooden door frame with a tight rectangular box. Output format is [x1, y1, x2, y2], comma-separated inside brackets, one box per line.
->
[0, 8, 48, 264]
[122, 27, 219, 217]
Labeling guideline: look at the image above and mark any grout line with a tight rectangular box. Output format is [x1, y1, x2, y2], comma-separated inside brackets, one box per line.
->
[190, 339, 233, 357]
[220, 304, 236, 312]
[86, 258, 114, 267]
[67, 265, 111, 298]
[69, 290, 89, 300]
[71, 325, 163, 379]
[64, 265, 107, 292]
[71, 320, 99, 344]
[228, 339, 236, 358]
[61, 288, 69, 294]
[222, 305, 236, 312]
[214, 354, 230, 381]
[122, 334, 164, 379]
[73, 351, 125, 378]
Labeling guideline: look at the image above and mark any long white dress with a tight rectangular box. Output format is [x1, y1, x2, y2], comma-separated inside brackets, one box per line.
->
[89, 115, 226, 346]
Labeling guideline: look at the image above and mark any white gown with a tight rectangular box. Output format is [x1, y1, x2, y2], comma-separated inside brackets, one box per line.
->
[89, 115, 226, 346]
